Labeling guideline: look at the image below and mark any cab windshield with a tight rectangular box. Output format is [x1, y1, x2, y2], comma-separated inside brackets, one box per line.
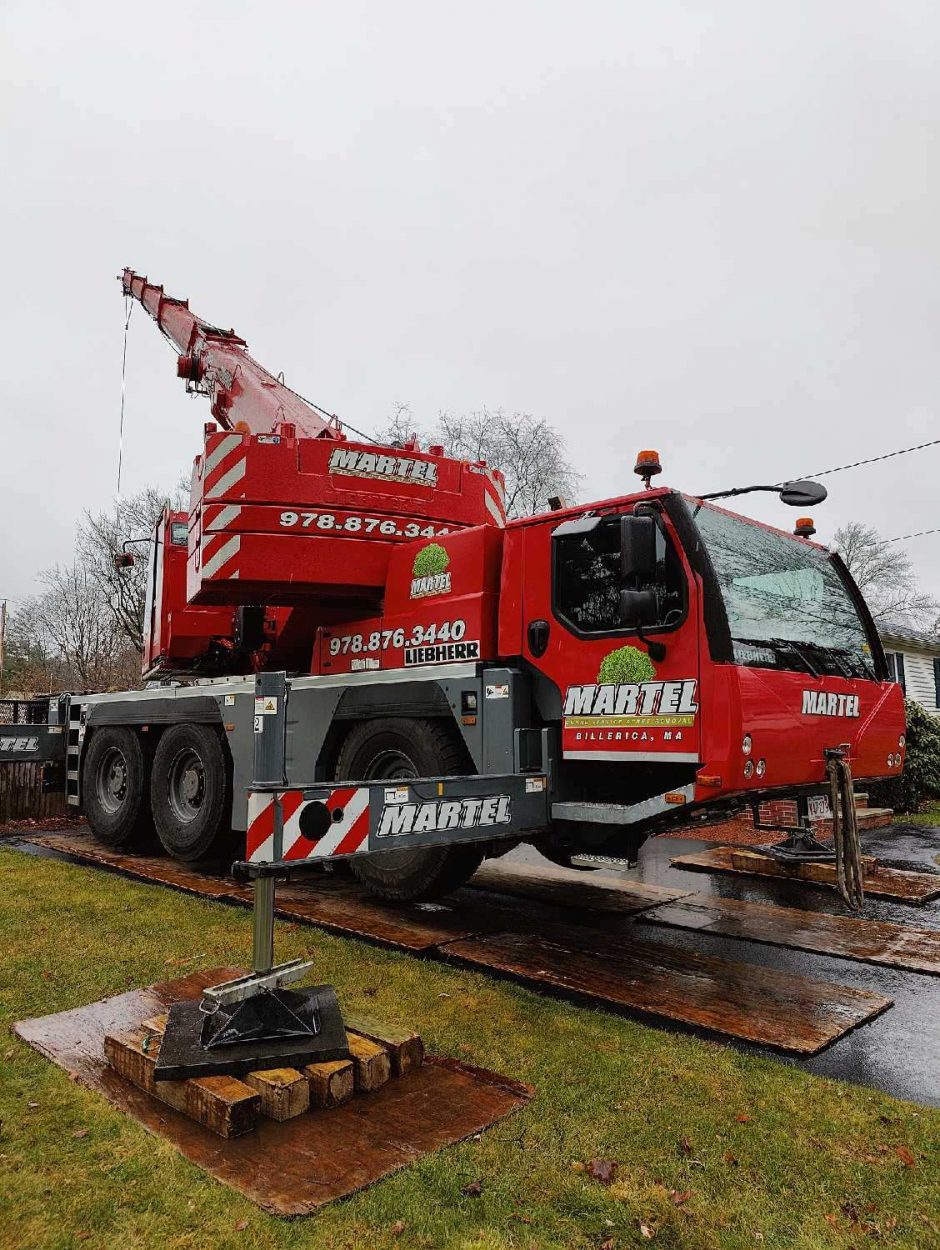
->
[689, 500, 877, 680]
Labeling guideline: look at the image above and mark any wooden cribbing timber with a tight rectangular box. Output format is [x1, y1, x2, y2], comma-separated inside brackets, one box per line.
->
[346, 1033, 393, 1092]
[305, 1058, 355, 1108]
[343, 1013, 424, 1076]
[245, 1068, 311, 1120]
[104, 1029, 261, 1138]
[104, 1009, 423, 1135]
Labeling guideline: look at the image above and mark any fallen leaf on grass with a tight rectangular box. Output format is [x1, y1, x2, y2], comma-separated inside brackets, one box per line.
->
[72, 1129, 90, 1139]
[461, 1180, 483, 1197]
[234, 1219, 248, 1231]
[587, 1158, 619, 1185]
[678, 1135, 692, 1157]
[638, 1221, 656, 1239]
[3, 1049, 14, 1061]
[735, 1114, 751, 1123]
[824, 1213, 840, 1229]
[670, 1189, 692, 1206]
[27, 1102, 39, 1110]
[599, 1238, 615, 1249]
[390, 1220, 406, 1236]
[895, 1145, 916, 1168]
[570, 1160, 586, 1172]
[723, 1151, 739, 1167]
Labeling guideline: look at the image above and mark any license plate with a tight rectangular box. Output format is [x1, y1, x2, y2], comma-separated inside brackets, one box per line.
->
[806, 795, 832, 821]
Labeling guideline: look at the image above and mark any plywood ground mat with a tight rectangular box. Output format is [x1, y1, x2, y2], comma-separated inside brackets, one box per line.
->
[642, 894, 940, 976]
[14, 969, 532, 1216]
[670, 845, 940, 904]
[442, 926, 893, 1054]
[16, 832, 893, 1054]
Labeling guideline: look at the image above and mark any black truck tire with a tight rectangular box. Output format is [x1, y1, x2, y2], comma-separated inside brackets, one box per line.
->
[150, 724, 231, 862]
[335, 717, 484, 902]
[82, 726, 154, 848]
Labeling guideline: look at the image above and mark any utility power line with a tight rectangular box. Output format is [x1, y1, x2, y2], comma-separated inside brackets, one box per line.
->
[880, 526, 940, 547]
[795, 436, 940, 481]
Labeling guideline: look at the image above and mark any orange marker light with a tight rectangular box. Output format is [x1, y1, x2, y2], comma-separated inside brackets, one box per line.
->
[794, 516, 816, 537]
[634, 449, 663, 487]
[634, 449, 662, 475]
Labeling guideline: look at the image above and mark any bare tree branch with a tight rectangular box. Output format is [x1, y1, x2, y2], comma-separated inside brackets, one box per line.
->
[376, 406, 581, 518]
[834, 521, 939, 632]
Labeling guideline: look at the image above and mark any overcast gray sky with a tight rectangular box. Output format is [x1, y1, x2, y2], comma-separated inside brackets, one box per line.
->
[2, 0, 938, 606]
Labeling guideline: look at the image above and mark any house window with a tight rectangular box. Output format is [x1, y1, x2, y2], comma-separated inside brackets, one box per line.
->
[885, 651, 906, 693]
[934, 658, 940, 709]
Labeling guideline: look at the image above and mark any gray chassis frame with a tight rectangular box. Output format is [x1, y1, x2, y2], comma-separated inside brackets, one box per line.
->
[3, 661, 697, 852]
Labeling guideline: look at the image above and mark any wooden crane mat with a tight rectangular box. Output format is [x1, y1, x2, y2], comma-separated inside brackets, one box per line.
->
[642, 894, 940, 976]
[22, 832, 688, 950]
[670, 845, 940, 905]
[14, 968, 532, 1217]
[439, 926, 892, 1054]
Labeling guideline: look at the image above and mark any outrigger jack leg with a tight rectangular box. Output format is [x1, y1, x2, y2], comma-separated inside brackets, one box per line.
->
[153, 674, 348, 1081]
[154, 870, 348, 1081]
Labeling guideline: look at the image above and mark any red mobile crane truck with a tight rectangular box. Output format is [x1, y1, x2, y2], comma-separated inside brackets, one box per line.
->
[4, 271, 905, 904]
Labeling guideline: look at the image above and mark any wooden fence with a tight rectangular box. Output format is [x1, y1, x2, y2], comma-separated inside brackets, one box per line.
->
[0, 762, 67, 823]
[0, 700, 67, 824]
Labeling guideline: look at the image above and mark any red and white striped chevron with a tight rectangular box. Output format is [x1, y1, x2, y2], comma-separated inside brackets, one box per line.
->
[202, 431, 248, 501]
[481, 466, 506, 528]
[246, 786, 372, 864]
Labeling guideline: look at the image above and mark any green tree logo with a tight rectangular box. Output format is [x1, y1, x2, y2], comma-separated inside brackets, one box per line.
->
[412, 543, 450, 578]
[597, 645, 656, 685]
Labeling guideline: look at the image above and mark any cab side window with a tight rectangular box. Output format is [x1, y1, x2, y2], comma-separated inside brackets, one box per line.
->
[553, 513, 686, 637]
[554, 519, 623, 632]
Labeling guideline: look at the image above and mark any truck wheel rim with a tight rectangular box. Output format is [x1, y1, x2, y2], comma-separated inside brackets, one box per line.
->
[362, 750, 422, 869]
[365, 750, 417, 782]
[96, 746, 128, 814]
[167, 748, 206, 823]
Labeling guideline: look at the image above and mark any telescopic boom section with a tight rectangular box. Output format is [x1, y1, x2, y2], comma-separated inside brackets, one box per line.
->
[120, 269, 344, 441]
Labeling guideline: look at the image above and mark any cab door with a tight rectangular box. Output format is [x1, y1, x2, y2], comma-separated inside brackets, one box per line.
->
[520, 506, 703, 764]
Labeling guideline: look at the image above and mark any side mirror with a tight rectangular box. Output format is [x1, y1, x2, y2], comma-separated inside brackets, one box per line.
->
[620, 515, 657, 580]
[113, 552, 135, 571]
[619, 588, 658, 626]
[778, 480, 827, 508]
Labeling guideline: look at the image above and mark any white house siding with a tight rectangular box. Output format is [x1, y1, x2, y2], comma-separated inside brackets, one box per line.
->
[902, 650, 939, 713]
[879, 630, 940, 717]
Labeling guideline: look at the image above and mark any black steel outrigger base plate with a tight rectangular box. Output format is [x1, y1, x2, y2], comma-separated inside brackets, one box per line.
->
[755, 832, 837, 863]
[153, 985, 348, 1081]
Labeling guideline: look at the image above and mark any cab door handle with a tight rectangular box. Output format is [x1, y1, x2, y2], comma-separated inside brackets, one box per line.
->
[527, 619, 550, 657]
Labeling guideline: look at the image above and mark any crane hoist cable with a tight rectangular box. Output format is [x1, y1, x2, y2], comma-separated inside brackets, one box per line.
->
[116, 294, 134, 502]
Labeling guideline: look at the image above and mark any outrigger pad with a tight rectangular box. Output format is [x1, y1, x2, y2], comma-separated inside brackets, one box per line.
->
[756, 832, 837, 863]
[154, 985, 348, 1081]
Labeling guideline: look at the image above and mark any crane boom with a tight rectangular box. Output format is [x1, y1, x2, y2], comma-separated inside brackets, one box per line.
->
[120, 268, 343, 441]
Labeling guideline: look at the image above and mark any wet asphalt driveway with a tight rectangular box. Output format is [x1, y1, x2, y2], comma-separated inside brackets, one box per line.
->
[525, 823, 940, 1108]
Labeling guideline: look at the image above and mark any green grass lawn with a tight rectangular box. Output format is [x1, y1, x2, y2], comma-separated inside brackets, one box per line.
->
[898, 801, 940, 829]
[1, 847, 939, 1250]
